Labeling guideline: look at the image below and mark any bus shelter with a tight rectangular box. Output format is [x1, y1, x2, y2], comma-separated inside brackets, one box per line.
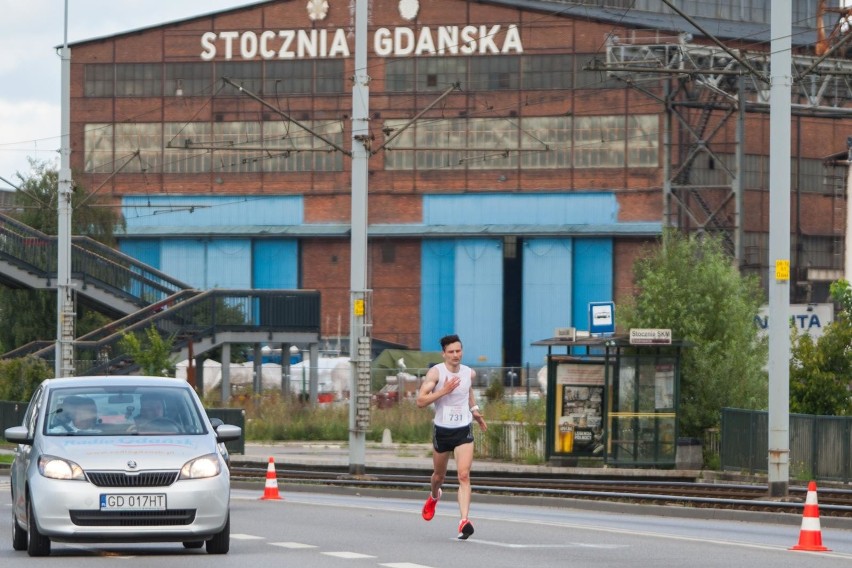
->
[532, 336, 687, 468]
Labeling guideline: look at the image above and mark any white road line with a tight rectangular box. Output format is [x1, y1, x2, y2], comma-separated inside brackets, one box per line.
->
[269, 542, 318, 549]
[380, 564, 436, 568]
[322, 551, 377, 559]
[463, 538, 627, 549]
[231, 533, 265, 540]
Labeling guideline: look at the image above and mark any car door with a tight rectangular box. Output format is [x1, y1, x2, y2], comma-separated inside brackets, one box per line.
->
[11, 385, 44, 522]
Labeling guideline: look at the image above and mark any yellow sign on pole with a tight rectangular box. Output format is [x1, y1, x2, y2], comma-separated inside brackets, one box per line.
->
[775, 259, 790, 281]
[353, 298, 365, 316]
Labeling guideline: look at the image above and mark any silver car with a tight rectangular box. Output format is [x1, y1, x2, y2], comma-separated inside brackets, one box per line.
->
[4, 376, 241, 556]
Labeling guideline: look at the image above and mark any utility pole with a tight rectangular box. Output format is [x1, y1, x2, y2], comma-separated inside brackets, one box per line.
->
[348, 0, 371, 476]
[56, 0, 75, 377]
[768, 0, 792, 497]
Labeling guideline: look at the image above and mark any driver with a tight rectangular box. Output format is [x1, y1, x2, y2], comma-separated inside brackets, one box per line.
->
[134, 393, 166, 428]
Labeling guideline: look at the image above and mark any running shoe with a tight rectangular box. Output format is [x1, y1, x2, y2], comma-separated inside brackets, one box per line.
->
[421, 488, 442, 521]
[457, 518, 474, 540]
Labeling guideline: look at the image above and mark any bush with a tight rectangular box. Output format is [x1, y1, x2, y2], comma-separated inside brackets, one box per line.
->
[0, 357, 53, 401]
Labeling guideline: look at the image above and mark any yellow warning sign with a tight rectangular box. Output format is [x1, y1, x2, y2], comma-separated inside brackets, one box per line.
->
[353, 299, 365, 316]
[775, 260, 790, 281]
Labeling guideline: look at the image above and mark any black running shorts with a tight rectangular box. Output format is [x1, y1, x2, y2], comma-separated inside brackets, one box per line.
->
[433, 423, 474, 453]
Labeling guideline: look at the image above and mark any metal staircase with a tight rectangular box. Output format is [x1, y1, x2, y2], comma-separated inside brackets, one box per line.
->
[0, 212, 320, 375]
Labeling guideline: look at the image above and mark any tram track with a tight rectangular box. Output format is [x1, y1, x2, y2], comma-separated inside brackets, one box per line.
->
[230, 462, 852, 518]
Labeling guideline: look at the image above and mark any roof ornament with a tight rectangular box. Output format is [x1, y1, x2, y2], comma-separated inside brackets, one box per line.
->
[307, 0, 329, 21]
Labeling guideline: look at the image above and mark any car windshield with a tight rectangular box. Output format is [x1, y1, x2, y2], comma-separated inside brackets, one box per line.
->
[44, 385, 207, 436]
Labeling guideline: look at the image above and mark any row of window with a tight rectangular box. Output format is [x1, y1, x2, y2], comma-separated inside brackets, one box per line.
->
[83, 55, 620, 97]
[83, 115, 660, 173]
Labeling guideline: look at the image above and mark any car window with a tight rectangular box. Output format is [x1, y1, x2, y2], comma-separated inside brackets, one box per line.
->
[44, 385, 207, 436]
[23, 385, 44, 438]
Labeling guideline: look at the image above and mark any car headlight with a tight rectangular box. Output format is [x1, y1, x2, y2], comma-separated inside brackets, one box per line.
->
[179, 453, 221, 480]
[38, 455, 86, 481]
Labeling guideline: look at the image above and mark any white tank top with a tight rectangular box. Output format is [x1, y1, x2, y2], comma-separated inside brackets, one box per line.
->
[432, 362, 473, 428]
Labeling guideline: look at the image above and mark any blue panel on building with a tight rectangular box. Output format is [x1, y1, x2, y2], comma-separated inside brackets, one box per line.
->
[206, 240, 251, 289]
[454, 239, 502, 367]
[161, 240, 206, 289]
[119, 239, 161, 270]
[253, 240, 298, 289]
[421, 240, 455, 348]
[424, 193, 617, 226]
[122, 196, 304, 229]
[522, 238, 572, 368]
[572, 238, 614, 332]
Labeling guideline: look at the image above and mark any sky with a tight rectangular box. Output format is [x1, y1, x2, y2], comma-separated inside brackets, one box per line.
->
[0, 0, 255, 188]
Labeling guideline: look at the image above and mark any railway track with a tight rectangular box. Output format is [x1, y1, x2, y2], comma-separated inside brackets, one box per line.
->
[230, 463, 852, 517]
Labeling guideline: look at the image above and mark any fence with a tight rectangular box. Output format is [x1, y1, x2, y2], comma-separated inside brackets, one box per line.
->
[721, 408, 852, 482]
[474, 421, 545, 462]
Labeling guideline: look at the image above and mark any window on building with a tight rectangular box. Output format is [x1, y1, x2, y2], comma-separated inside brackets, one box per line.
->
[165, 63, 214, 97]
[84, 124, 115, 173]
[164, 122, 212, 173]
[468, 56, 519, 91]
[522, 55, 573, 90]
[218, 61, 263, 95]
[115, 64, 162, 97]
[84, 64, 115, 97]
[262, 120, 344, 172]
[115, 123, 162, 172]
[384, 116, 571, 170]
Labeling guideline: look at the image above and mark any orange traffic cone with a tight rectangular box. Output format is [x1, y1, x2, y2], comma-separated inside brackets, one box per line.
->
[790, 480, 829, 551]
[260, 456, 283, 500]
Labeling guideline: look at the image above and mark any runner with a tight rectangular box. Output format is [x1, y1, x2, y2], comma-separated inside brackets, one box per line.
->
[416, 334, 487, 539]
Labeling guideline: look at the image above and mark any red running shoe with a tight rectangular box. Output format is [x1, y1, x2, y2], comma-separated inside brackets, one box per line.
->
[421, 488, 442, 521]
[457, 518, 474, 540]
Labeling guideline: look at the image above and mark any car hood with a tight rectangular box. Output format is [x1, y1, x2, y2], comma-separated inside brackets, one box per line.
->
[37, 435, 216, 471]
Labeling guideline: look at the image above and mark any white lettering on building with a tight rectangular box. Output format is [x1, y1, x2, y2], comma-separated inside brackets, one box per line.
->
[200, 25, 523, 60]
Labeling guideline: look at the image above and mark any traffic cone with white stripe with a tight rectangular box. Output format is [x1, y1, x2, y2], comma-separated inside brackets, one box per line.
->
[260, 456, 283, 500]
[790, 480, 829, 551]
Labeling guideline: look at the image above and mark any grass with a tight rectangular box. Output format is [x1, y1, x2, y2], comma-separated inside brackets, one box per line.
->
[212, 391, 546, 449]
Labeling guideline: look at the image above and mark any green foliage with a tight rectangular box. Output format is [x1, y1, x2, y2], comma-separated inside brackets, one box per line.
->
[483, 377, 505, 403]
[0, 357, 53, 401]
[789, 279, 852, 415]
[119, 326, 177, 376]
[619, 229, 768, 437]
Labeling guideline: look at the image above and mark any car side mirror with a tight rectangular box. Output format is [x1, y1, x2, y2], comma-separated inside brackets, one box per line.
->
[4, 426, 33, 446]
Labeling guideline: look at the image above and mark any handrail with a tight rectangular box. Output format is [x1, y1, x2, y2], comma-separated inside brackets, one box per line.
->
[0, 211, 192, 308]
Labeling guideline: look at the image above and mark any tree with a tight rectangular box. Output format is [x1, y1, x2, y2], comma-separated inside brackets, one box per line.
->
[789, 279, 852, 415]
[119, 326, 177, 377]
[619, 229, 768, 437]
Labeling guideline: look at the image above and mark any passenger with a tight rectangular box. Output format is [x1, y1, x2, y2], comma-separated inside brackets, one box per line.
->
[416, 334, 487, 540]
[50, 395, 99, 433]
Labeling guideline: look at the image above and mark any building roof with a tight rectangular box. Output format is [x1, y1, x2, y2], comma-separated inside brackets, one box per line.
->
[66, 0, 814, 48]
[118, 221, 662, 239]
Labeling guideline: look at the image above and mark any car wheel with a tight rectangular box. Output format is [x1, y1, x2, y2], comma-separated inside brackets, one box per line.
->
[26, 498, 50, 557]
[205, 513, 230, 554]
[12, 510, 27, 551]
[183, 541, 204, 549]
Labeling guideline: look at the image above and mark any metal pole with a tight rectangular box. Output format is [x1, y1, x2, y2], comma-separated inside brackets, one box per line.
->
[846, 136, 852, 280]
[56, 0, 75, 377]
[768, 0, 792, 497]
[348, 0, 370, 475]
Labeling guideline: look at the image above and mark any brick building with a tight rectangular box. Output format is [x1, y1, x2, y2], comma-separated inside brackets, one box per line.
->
[66, 0, 851, 371]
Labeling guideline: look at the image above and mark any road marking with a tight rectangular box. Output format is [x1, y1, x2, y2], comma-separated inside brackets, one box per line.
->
[322, 551, 376, 559]
[231, 533, 264, 540]
[463, 538, 627, 549]
[269, 542, 318, 549]
[380, 564, 436, 568]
